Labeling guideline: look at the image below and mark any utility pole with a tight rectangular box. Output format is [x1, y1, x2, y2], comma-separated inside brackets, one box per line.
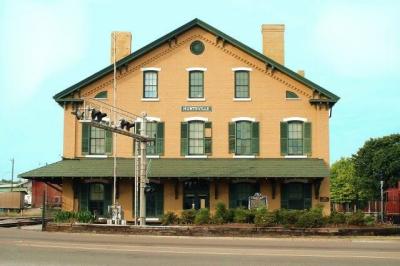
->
[139, 112, 147, 226]
[10, 158, 14, 192]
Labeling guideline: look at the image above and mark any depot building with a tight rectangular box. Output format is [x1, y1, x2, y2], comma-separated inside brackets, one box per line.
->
[20, 19, 339, 220]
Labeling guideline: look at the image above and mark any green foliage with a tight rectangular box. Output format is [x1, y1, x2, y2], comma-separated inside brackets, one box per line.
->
[213, 202, 230, 224]
[364, 215, 376, 226]
[254, 207, 277, 227]
[180, 209, 197, 224]
[54, 211, 75, 223]
[194, 209, 210, 225]
[233, 208, 255, 223]
[275, 209, 302, 226]
[346, 211, 366, 226]
[161, 211, 178, 225]
[353, 134, 400, 199]
[328, 211, 347, 225]
[295, 207, 325, 228]
[75, 211, 94, 223]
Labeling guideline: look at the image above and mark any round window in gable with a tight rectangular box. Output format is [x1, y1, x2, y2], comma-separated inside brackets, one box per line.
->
[190, 40, 205, 55]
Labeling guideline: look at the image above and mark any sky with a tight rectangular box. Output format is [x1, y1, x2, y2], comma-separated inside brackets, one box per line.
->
[0, 0, 399, 179]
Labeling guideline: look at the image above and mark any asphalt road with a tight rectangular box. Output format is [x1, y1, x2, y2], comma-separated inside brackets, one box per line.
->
[1, 227, 400, 266]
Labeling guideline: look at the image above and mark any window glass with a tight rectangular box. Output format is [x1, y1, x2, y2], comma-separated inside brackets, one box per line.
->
[235, 71, 249, 98]
[144, 71, 158, 98]
[146, 122, 157, 155]
[236, 121, 251, 155]
[286, 91, 299, 99]
[90, 184, 104, 201]
[90, 127, 106, 154]
[94, 91, 108, 99]
[188, 121, 204, 155]
[288, 121, 303, 155]
[229, 183, 259, 208]
[189, 71, 204, 98]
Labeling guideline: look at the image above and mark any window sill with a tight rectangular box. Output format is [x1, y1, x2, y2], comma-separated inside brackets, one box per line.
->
[85, 155, 108, 158]
[285, 98, 300, 101]
[233, 98, 251, 102]
[284, 155, 308, 159]
[185, 155, 208, 159]
[187, 98, 206, 102]
[137, 155, 160, 159]
[233, 155, 255, 158]
[141, 98, 159, 102]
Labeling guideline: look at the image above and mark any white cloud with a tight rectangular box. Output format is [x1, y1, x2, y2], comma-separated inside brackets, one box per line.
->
[313, 2, 400, 77]
[1, 0, 88, 105]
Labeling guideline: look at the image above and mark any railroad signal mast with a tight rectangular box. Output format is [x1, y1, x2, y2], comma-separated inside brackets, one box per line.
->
[72, 98, 153, 226]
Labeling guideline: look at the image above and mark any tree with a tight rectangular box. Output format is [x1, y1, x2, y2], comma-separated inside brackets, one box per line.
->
[353, 134, 400, 199]
[330, 157, 365, 203]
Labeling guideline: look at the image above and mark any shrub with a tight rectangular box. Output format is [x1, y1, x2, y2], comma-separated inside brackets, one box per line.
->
[194, 209, 210, 225]
[254, 207, 277, 227]
[346, 211, 366, 226]
[276, 209, 303, 226]
[75, 211, 94, 223]
[180, 209, 197, 224]
[295, 207, 325, 228]
[161, 211, 178, 225]
[329, 211, 346, 225]
[54, 211, 75, 223]
[233, 208, 254, 223]
[364, 215, 376, 226]
[213, 202, 229, 224]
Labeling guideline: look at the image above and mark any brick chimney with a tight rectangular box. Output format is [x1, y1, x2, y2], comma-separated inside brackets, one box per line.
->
[261, 24, 285, 65]
[110, 31, 132, 63]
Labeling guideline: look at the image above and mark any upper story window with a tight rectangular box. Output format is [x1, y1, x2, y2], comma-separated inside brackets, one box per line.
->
[94, 91, 108, 99]
[280, 118, 311, 157]
[81, 124, 112, 156]
[189, 71, 204, 99]
[229, 119, 259, 156]
[134, 119, 164, 156]
[181, 118, 212, 156]
[143, 70, 158, 98]
[286, 91, 299, 99]
[234, 70, 250, 98]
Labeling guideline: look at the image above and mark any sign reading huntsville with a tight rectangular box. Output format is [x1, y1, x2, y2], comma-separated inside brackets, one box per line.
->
[181, 106, 212, 112]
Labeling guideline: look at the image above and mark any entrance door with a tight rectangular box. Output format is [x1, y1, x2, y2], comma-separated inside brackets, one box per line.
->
[146, 183, 164, 218]
[183, 181, 210, 210]
[281, 182, 312, 210]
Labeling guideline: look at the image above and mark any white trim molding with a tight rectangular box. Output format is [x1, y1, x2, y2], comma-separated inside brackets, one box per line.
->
[232, 67, 253, 72]
[282, 117, 308, 122]
[233, 155, 256, 159]
[285, 97, 300, 101]
[186, 67, 207, 72]
[185, 155, 208, 159]
[85, 155, 108, 158]
[187, 98, 206, 102]
[141, 67, 161, 72]
[231, 117, 256, 122]
[233, 98, 251, 102]
[284, 155, 308, 159]
[135, 116, 161, 122]
[141, 98, 160, 102]
[138, 155, 160, 159]
[184, 117, 209, 122]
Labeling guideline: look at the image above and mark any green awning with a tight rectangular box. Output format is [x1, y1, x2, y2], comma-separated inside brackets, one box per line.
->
[19, 158, 329, 179]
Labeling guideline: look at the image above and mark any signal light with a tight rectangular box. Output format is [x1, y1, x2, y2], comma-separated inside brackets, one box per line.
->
[71, 110, 84, 120]
[91, 109, 107, 122]
[119, 119, 135, 131]
[144, 185, 155, 193]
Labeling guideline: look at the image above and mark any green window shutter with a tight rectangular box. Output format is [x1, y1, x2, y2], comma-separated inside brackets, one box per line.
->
[228, 122, 236, 153]
[251, 122, 260, 155]
[106, 130, 113, 154]
[205, 121, 212, 155]
[103, 184, 112, 215]
[79, 183, 89, 212]
[303, 183, 312, 209]
[81, 124, 90, 155]
[280, 122, 288, 156]
[303, 122, 312, 156]
[156, 122, 164, 155]
[280, 184, 288, 209]
[180, 122, 188, 156]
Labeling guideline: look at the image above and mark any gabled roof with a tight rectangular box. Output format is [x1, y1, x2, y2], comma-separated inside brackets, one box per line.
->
[19, 158, 329, 179]
[54, 18, 339, 104]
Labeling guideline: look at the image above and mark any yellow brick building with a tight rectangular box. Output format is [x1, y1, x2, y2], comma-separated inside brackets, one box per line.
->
[21, 19, 339, 220]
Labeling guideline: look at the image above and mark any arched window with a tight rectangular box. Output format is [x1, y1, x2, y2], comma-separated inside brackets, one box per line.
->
[94, 91, 107, 99]
[286, 91, 299, 99]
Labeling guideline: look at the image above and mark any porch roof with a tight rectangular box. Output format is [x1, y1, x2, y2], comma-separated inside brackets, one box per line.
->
[19, 158, 329, 179]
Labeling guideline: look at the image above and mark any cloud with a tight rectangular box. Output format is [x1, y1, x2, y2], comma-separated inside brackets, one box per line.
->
[312, 2, 400, 78]
[0, 0, 88, 106]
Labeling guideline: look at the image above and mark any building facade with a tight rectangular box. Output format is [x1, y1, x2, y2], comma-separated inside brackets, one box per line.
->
[20, 19, 339, 220]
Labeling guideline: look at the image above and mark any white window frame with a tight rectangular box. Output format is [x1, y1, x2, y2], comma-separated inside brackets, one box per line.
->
[231, 117, 256, 122]
[186, 67, 207, 72]
[282, 117, 308, 122]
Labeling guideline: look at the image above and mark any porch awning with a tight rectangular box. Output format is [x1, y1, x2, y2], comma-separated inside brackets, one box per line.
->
[19, 158, 329, 179]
